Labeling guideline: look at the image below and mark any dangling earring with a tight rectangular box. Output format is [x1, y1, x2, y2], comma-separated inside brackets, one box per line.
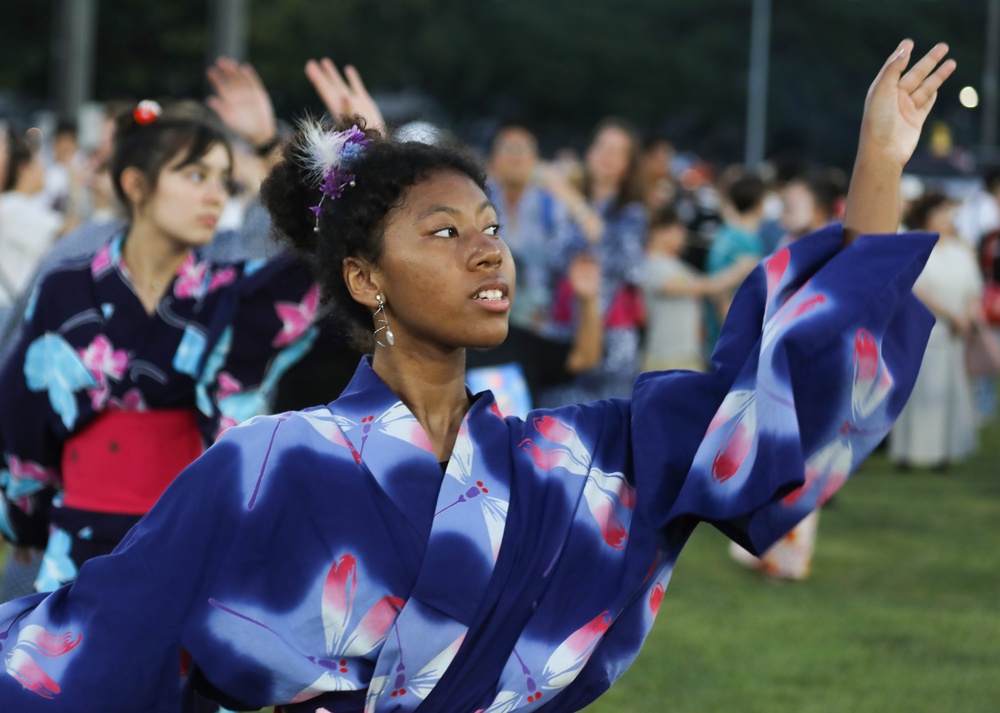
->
[373, 294, 394, 347]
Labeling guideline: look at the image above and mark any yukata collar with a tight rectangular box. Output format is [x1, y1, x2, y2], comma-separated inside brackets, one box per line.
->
[335, 354, 494, 412]
[95, 232, 206, 289]
[328, 355, 502, 513]
[327, 356, 514, 710]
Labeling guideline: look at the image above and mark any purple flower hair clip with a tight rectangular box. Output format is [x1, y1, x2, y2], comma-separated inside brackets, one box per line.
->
[299, 121, 372, 233]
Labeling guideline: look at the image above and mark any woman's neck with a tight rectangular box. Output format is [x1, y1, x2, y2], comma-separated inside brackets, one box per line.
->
[371, 346, 470, 462]
[121, 222, 191, 313]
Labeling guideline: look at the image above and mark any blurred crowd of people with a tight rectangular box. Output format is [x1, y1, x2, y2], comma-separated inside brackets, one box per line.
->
[0, 53, 997, 607]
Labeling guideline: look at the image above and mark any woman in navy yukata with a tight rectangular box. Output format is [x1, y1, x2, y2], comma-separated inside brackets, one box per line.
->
[0, 100, 319, 595]
[0, 40, 955, 712]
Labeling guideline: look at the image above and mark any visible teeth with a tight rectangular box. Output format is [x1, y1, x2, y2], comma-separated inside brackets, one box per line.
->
[475, 289, 503, 300]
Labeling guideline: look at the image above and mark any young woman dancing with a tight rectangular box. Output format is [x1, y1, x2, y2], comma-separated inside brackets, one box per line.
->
[0, 40, 954, 713]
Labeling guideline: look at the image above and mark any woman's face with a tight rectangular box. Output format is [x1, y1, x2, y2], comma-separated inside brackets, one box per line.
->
[586, 125, 633, 189]
[135, 142, 231, 247]
[372, 170, 515, 353]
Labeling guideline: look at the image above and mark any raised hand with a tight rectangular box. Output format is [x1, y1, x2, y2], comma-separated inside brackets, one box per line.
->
[843, 40, 956, 241]
[305, 59, 386, 132]
[859, 39, 956, 171]
[206, 57, 277, 148]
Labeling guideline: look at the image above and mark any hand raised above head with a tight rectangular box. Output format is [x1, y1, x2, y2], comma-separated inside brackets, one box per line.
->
[206, 57, 277, 149]
[843, 40, 956, 240]
[305, 58, 386, 133]
[859, 39, 957, 170]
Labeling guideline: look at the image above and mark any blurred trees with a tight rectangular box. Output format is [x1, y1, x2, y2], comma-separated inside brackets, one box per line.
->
[0, 0, 989, 168]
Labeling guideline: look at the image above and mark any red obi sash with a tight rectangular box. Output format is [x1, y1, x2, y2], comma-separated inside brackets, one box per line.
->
[61, 410, 204, 515]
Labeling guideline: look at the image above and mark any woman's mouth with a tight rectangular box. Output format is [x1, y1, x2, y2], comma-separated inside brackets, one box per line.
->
[471, 287, 510, 312]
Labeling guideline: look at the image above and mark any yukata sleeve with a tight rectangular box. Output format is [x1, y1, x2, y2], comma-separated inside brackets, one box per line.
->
[630, 224, 937, 554]
[195, 257, 321, 440]
[0, 417, 268, 711]
[0, 275, 80, 548]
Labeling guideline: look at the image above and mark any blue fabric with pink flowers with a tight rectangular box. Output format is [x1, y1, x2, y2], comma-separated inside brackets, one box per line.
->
[0, 233, 318, 574]
[0, 225, 935, 712]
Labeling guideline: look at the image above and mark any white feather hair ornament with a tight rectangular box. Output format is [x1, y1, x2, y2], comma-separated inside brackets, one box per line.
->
[297, 119, 371, 231]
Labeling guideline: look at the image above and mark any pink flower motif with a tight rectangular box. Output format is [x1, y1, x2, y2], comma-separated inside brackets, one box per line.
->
[107, 388, 146, 412]
[216, 372, 243, 401]
[519, 439, 578, 472]
[532, 415, 575, 445]
[764, 248, 790, 303]
[784, 439, 852, 507]
[90, 245, 112, 277]
[709, 391, 758, 484]
[207, 266, 238, 294]
[174, 255, 208, 300]
[8, 457, 61, 501]
[272, 284, 320, 347]
[87, 385, 110, 411]
[649, 582, 665, 617]
[5, 625, 82, 699]
[784, 292, 826, 322]
[541, 611, 612, 691]
[852, 328, 893, 420]
[79, 335, 128, 381]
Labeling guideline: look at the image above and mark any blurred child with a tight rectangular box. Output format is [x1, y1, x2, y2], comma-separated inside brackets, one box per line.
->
[640, 206, 756, 372]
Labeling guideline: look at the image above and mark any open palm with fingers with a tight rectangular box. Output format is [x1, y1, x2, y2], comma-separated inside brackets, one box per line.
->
[860, 39, 956, 170]
[305, 59, 386, 132]
[206, 57, 277, 148]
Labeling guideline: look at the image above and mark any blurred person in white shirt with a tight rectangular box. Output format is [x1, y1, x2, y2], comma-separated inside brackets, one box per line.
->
[0, 129, 79, 308]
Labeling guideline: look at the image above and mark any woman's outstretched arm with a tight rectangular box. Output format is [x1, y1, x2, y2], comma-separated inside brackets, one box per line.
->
[843, 39, 956, 243]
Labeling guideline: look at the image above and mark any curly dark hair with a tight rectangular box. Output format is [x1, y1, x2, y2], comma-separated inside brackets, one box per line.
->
[260, 116, 488, 349]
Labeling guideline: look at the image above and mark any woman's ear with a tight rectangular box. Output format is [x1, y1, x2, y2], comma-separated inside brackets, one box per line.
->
[119, 167, 148, 210]
[343, 257, 382, 311]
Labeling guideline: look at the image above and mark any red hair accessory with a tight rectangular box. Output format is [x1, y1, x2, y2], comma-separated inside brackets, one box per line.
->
[133, 100, 162, 125]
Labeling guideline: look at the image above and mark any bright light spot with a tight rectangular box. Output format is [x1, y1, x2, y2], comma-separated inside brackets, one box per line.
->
[960, 86, 980, 109]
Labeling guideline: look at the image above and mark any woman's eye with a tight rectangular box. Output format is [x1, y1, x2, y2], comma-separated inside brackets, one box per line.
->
[484, 224, 500, 237]
[433, 227, 458, 238]
[188, 171, 206, 183]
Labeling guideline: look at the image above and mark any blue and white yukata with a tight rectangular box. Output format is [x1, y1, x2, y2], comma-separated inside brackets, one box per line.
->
[0, 226, 935, 712]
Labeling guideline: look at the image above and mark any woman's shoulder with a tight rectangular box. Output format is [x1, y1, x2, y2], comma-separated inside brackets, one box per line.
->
[215, 406, 359, 467]
[23, 255, 98, 319]
[200, 407, 361, 504]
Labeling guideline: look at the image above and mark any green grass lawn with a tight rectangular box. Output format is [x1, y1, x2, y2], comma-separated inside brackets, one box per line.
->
[584, 422, 1000, 712]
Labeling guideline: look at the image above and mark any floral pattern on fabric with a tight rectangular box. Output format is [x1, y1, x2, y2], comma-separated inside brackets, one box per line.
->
[0, 232, 320, 561]
[0, 226, 937, 713]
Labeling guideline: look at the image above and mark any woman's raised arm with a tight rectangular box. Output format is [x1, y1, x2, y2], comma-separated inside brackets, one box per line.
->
[843, 40, 956, 243]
